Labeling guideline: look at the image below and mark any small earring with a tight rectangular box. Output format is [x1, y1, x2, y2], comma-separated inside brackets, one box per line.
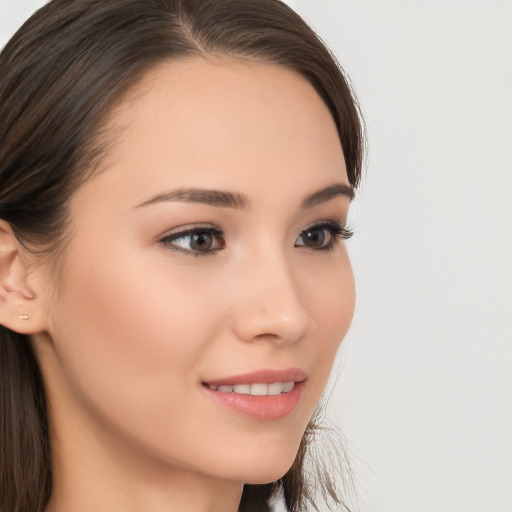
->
[18, 314, 30, 320]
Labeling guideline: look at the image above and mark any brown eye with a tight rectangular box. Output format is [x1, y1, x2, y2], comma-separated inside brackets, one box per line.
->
[295, 226, 332, 249]
[189, 232, 214, 251]
[294, 221, 352, 251]
[160, 227, 225, 255]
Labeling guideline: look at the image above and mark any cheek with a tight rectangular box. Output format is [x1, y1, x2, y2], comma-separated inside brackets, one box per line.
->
[302, 251, 355, 394]
[47, 247, 224, 430]
[308, 249, 355, 337]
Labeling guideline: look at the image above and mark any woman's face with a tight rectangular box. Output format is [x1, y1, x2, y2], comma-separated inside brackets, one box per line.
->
[35, 58, 355, 485]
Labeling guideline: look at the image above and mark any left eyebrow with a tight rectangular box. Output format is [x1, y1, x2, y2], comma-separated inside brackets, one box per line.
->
[302, 183, 354, 208]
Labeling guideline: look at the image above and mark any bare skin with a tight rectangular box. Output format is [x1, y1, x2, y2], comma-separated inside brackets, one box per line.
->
[0, 58, 355, 512]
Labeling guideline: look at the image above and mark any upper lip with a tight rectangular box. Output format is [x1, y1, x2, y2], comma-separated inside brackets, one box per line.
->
[203, 367, 308, 387]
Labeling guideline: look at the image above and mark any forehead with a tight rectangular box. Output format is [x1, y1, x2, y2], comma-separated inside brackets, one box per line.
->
[79, 58, 347, 208]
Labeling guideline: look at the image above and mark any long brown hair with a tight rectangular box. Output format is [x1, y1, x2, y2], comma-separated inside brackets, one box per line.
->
[0, 1, 364, 511]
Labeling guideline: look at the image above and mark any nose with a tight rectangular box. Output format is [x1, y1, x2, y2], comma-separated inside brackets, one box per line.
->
[230, 249, 314, 346]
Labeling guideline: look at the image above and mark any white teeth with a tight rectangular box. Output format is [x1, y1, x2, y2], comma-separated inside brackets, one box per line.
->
[282, 381, 295, 393]
[250, 383, 268, 396]
[267, 382, 283, 396]
[209, 381, 296, 395]
[233, 384, 251, 394]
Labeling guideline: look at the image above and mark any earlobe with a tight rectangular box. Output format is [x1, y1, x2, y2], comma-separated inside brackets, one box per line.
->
[0, 220, 47, 334]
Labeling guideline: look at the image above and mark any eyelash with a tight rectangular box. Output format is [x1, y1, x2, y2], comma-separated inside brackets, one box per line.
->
[297, 221, 354, 252]
[158, 221, 353, 257]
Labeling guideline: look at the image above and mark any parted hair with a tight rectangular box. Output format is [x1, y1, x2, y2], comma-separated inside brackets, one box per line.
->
[0, 1, 364, 511]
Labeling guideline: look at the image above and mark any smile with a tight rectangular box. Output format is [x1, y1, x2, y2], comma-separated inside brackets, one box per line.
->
[202, 368, 307, 420]
[207, 381, 295, 396]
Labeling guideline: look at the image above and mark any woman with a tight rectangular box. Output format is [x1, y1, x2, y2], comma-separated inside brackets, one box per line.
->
[0, 0, 364, 511]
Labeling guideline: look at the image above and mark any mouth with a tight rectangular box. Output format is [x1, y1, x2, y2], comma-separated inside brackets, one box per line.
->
[202, 368, 307, 420]
[204, 381, 296, 396]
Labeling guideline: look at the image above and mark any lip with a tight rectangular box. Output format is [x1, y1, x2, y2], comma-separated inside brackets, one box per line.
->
[203, 381, 304, 421]
[203, 367, 308, 387]
[202, 367, 307, 421]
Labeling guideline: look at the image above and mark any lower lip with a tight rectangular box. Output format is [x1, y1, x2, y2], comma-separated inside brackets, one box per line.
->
[203, 381, 304, 421]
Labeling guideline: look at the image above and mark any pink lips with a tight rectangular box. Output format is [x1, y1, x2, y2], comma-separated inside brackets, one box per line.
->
[202, 367, 307, 421]
[204, 367, 307, 387]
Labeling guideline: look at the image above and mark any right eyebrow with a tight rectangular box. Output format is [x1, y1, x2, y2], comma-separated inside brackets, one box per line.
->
[134, 187, 251, 210]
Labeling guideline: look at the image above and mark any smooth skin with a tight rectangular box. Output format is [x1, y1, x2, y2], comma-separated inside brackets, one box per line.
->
[0, 58, 355, 512]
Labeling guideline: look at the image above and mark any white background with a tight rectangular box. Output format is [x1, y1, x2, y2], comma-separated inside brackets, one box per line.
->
[1, 1, 511, 511]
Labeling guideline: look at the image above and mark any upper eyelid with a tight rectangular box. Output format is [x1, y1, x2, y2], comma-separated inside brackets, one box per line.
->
[158, 220, 349, 238]
[158, 223, 222, 240]
[300, 219, 351, 236]
[301, 219, 345, 229]
[298, 220, 352, 240]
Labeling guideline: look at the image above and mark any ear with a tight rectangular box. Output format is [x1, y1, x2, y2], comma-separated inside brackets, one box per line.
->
[0, 220, 49, 334]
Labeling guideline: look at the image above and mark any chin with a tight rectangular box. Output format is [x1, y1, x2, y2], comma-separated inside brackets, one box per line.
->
[229, 444, 301, 485]
[242, 466, 295, 486]
[216, 416, 312, 485]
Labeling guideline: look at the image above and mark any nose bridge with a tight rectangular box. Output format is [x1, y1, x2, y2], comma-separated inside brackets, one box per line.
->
[231, 243, 314, 345]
